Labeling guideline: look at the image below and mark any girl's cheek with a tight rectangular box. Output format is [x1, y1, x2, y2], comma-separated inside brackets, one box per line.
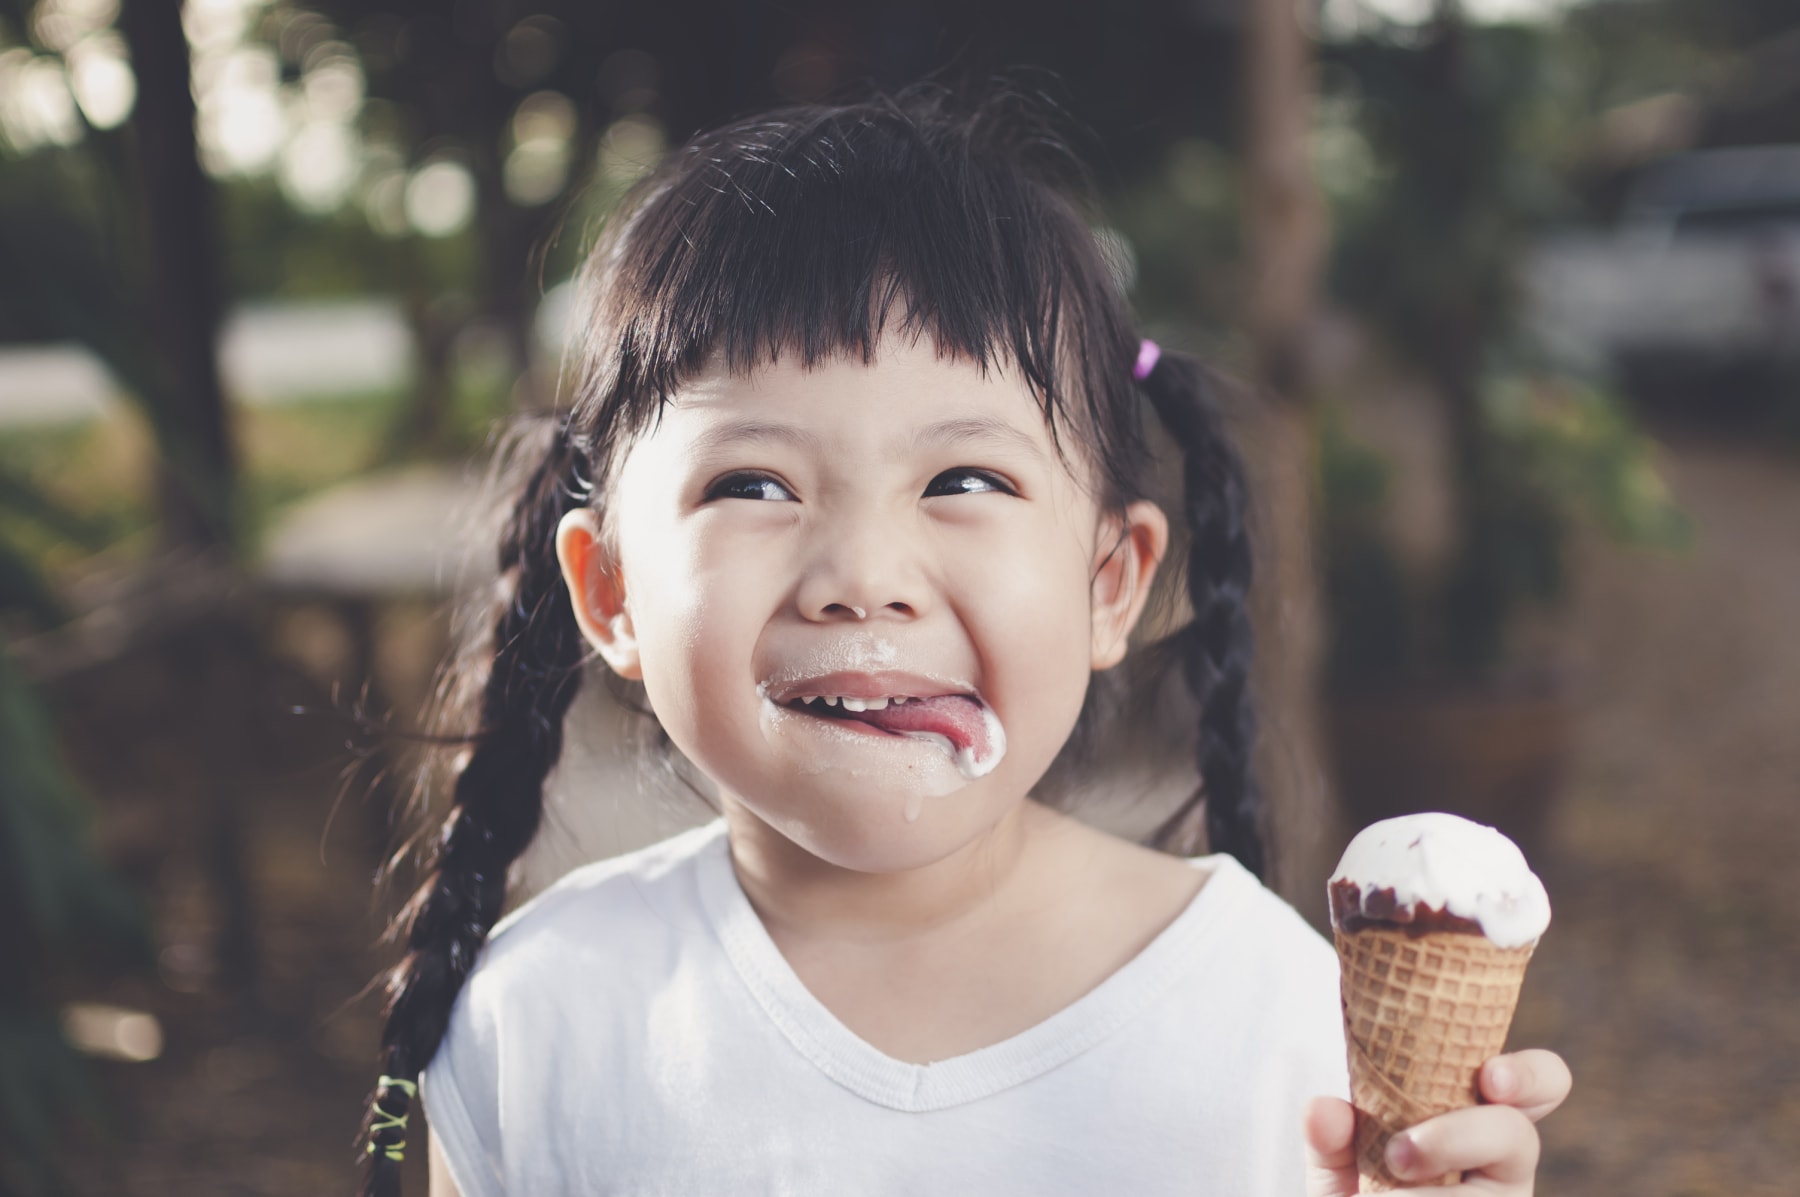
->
[950, 510, 1092, 614]
[944, 527, 1093, 681]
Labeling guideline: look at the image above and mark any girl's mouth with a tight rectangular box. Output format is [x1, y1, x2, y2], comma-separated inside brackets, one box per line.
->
[765, 682, 1007, 779]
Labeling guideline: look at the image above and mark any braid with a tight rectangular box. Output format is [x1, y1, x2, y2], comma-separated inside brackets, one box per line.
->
[359, 420, 590, 1197]
[1137, 349, 1268, 881]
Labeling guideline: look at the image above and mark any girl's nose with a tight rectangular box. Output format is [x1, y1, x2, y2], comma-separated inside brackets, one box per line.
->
[794, 516, 932, 623]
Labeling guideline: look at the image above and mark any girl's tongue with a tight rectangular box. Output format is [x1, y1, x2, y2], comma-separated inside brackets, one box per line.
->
[842, 692, 981, 744]
[809, 694, 1006, 779]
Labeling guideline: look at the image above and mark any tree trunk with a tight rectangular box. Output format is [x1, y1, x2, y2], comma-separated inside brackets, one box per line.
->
[1239, 0, 1337, 923]
[116, 3, 254, 996]
[117, 0, 235, 552]
[1242, 0, 1330, 396]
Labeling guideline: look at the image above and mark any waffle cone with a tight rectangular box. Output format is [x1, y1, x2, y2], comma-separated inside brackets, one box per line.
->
[1334, 926, 1534, 1191]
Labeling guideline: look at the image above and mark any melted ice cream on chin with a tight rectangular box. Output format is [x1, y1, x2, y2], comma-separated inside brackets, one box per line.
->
[757, 698, 991, 822]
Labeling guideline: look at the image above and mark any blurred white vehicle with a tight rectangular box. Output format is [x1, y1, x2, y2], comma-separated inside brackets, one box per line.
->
[1527, 145, 1800, 384]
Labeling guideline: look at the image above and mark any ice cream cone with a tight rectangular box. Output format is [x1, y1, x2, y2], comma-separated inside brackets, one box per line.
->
[1335, 925, 1535, 1191]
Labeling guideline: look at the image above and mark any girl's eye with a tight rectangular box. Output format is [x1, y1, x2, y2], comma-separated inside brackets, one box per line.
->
[924, 468, 1013, 498]
[705, 472, 796, 502]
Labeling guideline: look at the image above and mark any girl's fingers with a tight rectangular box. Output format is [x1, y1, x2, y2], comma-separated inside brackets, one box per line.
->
[1480, 1049, 1573, 1122]
[1311, 1051, 1566, 1194]
[1387, 1103, 1539, 1187]
[1301, 1096, 1361, 1197]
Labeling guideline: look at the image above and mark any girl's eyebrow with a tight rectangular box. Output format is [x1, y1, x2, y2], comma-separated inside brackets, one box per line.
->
[912, 416, 1047, 463]
[688, 415, 1048, 463]
[689, 419, 829, 455]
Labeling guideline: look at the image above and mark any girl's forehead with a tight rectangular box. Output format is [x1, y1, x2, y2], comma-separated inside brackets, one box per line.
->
[662, 333, 1046, 431]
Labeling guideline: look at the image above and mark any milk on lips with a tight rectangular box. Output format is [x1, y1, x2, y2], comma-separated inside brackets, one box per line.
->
[756, 635, 1009, 822]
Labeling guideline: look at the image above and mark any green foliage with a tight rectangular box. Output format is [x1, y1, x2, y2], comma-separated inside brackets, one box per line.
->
[1111, 137, 1243, 334]
[217, 173, 482, 304]
[0, 417, 150, 1197]
[0, 425, 153, 1195]
[0, 648, 148, 960]
[0, 140, 240, 548]
[1319, 373, 1694, 690]
[1317, 407, 1413, 691]
[1441, 376, 1698, 677]
[0, 469, 79, 631]
[0, 1009, 104, 1197]
[1316, 12, 1698, 690]
[1326, 20, 1586, 385]
[0, 642, 153, 1197]
[1483, 374, 1695, 551]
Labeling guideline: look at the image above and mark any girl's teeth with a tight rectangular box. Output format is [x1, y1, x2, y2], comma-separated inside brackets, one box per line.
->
[794, 695, 901, 710]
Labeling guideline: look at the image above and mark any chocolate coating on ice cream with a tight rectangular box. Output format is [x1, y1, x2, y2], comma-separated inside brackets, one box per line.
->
[1328, 879, 1487, 937]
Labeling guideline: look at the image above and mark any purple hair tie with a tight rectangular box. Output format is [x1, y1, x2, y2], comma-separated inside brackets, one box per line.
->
[1132, 339, 1161, 382]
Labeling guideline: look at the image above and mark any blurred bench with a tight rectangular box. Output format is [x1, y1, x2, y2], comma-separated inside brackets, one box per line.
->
[257, 464, 711, 901]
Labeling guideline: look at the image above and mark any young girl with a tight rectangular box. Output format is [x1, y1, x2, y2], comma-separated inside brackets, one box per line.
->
[360, 88, 1570, 1196]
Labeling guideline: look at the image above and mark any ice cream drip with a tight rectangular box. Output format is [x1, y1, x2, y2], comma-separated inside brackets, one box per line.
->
[881, 699, 1007, 782]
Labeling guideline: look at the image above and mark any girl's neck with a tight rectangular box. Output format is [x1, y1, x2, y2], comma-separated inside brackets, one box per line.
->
[722, 799, 1071, 945]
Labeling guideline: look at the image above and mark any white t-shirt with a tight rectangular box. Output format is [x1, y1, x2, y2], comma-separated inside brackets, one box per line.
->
[422, 820, 1349, 1196]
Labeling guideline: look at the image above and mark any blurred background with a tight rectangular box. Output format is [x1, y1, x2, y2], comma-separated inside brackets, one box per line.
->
[2, 0, 1796, 1193]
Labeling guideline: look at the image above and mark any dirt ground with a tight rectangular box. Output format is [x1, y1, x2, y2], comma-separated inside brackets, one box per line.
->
[47, 431, 1800, 1196]
[1511, 434, 1800, 1196]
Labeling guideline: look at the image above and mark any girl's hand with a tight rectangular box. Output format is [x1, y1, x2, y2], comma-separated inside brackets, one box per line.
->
[1303, 1050, 1572, 1195]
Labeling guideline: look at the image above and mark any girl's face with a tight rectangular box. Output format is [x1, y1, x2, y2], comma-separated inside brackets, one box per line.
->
[557, 332, 1166, 875]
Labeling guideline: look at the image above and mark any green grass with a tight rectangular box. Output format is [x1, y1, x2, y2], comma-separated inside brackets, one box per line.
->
[0, 412, 159, 580]
[0, 373, 513, 600]
[235, 388, 408, 549]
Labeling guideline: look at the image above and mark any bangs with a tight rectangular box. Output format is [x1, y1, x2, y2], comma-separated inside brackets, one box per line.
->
[566, 88, 1142, 494]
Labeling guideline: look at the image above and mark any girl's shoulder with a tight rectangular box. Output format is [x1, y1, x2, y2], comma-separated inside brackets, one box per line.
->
[1047, 812, 1334, 979]
[1183, 848, 1337, 973]
[469, 818, 730, 983]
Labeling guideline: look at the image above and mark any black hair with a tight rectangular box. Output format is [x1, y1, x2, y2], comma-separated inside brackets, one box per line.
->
[359, 83, 1264, 1196]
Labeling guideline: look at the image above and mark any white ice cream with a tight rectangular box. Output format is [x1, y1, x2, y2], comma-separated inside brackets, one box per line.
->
[1330, 812, 1551, 949]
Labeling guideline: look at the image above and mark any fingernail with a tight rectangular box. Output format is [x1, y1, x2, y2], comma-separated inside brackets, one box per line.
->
[1488, 1059, 1516, 1099]
[1386, 1133, 1417, 1177]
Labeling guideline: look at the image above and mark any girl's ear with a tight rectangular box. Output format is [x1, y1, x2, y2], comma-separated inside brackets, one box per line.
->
[555, 507, 643, 680]
[1090, 500, 1169, 671]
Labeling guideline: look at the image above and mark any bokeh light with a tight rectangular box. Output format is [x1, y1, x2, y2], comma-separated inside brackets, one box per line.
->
[1322, 0, 1582, 36]
[495, 15, 564, 89]
[196, 43, 283, 175]
[30, 0, 119, 54]
[404, 157, 477, 237]
[0, 51, 82, 149]
[597, 114, 666, 190]
[504, 89, 576, 206]
[64, 32, 133, 129]
[279, 118, 360, 215]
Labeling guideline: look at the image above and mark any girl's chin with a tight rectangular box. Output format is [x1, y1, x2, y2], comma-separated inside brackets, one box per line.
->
[695, 724, 1006, 857]
[787, 750, 975, 831]
[728, 788, 1021, 877]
